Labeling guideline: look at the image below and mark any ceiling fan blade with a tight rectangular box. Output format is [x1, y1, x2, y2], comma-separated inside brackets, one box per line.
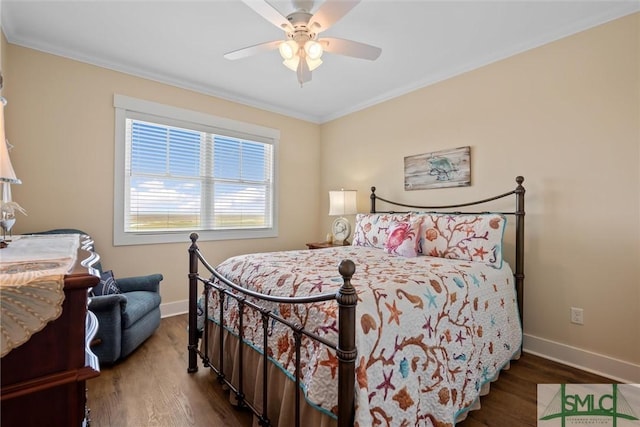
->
[309, 0, 360, 33]
[320, 37, 381, 60]
[224, 40, 282, 60]
[297, 58, 312, 85]
[241, 0, 293, 31]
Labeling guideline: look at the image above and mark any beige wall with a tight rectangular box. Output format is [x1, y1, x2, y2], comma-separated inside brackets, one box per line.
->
[5, 45, 322, 306]
[5, 13, 638, 369]
[321, 13, 639, 365]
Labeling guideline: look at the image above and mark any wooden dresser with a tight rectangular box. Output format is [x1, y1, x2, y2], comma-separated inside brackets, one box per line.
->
[1, 235, 101, 426]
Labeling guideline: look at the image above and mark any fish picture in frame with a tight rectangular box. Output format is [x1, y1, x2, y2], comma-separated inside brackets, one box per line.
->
[404, 146, 471, 190]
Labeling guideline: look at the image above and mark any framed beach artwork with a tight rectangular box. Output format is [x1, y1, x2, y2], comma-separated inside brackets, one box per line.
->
[404, 146, 471, 190]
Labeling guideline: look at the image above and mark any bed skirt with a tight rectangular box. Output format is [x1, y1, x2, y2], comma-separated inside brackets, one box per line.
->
[203, 322, 336, 427]
[202, 322, 520, 426]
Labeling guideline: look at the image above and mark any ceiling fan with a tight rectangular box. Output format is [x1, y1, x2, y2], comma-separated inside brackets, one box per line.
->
[224, 0, 382, 86]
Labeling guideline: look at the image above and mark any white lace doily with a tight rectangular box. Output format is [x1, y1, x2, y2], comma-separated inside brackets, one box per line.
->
[0, 234, 80, 357]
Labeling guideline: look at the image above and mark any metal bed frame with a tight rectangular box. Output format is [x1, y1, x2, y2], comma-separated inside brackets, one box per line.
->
[187, 176, 525, 427]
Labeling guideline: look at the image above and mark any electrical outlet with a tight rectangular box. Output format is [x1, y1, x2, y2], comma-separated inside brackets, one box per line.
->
[570, 307, 584, 325]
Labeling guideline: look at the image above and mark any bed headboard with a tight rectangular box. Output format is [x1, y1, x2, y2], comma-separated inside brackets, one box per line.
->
[369, 176, 525, 324]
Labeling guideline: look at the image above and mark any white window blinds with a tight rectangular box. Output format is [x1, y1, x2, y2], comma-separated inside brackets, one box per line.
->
[125, 119, 274, 232]
[114, 95, 278, 245]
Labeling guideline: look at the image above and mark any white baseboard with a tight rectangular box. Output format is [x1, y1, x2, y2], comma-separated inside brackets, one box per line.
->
[160, 299, 189, 318]
[159, 305, 639, 383]
[523, 333, 640, 384]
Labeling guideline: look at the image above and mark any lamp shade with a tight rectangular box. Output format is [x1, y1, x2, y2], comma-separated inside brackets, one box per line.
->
[279, 40, 298, 60]
[329, 190, 357, 216]
[0, 101, 20, 184]
[282, 56, 300, 72]
[305, 56, 323, 71]
[304, 40, 323, 60]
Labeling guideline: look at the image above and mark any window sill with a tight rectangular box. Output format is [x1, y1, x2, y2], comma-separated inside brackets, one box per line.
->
[113, 228, 278, 246]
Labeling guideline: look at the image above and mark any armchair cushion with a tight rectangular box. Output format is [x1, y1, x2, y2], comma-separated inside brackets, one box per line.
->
[120, 291, 162, 328]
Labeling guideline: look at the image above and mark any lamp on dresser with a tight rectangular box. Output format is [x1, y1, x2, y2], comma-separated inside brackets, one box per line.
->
[0, 74, 26, 245]
[328, 189, 357, 245]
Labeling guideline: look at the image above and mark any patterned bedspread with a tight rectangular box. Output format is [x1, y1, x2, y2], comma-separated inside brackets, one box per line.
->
[201, 246, 522, 426]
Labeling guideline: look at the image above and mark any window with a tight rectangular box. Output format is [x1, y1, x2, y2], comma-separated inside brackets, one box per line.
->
[114, 95, 279, 245]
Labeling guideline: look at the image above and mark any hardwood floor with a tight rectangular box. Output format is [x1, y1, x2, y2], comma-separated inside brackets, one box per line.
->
[88, 315, 614, 427]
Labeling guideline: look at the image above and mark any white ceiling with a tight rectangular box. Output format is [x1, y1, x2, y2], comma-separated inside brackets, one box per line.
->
[2, 0, 638, 123]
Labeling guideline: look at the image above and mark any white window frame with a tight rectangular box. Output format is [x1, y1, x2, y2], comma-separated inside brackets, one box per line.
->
[113, 94, 279, 246]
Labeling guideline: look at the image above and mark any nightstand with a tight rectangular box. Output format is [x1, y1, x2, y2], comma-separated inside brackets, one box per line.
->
[306, 241, 350, 249]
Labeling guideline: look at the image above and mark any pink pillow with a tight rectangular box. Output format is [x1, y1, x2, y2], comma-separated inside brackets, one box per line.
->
[352, 213, 410, 249]
[383, 218, 422, 258]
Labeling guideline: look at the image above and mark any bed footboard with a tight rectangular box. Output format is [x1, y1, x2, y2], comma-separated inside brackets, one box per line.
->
[187, 233, 357, 427]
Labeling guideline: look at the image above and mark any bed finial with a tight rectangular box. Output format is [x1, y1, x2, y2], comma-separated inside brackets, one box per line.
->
[338, 259, 356, 280]
[370, 187, 377, 213]
[516, 176, 524, 185]
[189, 233, 200, 252]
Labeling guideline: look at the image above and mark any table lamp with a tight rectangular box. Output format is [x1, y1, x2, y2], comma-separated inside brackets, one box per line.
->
[0, 90, 25, 245]
[328, 189, 357, 245]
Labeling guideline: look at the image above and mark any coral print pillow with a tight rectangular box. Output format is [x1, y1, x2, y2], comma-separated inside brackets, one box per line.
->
[383, 218, 423, 257]
[352, 213, 410, 249]
[412, 213, 507, 268]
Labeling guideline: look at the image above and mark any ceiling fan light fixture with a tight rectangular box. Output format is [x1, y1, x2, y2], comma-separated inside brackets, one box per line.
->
[282, 56, 300, 72]
[278, 40, 298, 60]
[304, 40, 323, 60]
[226, 0, 382, 86]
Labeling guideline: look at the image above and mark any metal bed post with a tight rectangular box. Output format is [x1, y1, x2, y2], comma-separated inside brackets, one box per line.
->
[514, 176, 526, 325]
[260, 310, 271, 427]
[236, 298, 246, 406]
[369, 186, 377, 213]
[336, 259, 357, 427]
[188, 233, 200, 373]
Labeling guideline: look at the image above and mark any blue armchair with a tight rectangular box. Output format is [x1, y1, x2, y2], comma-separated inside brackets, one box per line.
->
[30, 229, 163, 364]
[88, 273, 162, 364]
